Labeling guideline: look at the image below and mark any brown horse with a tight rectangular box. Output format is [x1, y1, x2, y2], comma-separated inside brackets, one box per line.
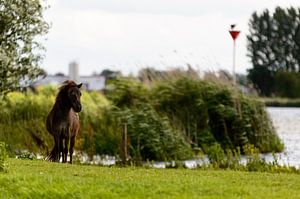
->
[46, 80, 82, 163]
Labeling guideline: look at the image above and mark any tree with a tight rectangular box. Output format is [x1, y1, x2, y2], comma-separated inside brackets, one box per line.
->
[100, 69, 122, 84]
[247, 7, 300, 96]
[274, 71, 300, 98]
[0, 0, 49, 94]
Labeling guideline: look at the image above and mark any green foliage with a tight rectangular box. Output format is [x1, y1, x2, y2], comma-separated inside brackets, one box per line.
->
[106, 76, 283, 162]
[107, 78, 194, 161]
[0, 0, 49, 94]
[274, 71, 300, 98]
[151, 77, 211, 148]
[0, 142, 8, 172]
[207, 143, 226, 168]
[206, 144, 243, 170]
[126, 106, 193, 161]
[106, 77, 149, 108]
[239, 96, 284, 152]
[243, 144, 266, 171]
[17, 152, 36, 160]
[150, 77, 282, 152]
[247, 6, 300, 96]
[100, 69, 122, 84]
[247, 65, 274, 96]
[0, 89, 54, 154]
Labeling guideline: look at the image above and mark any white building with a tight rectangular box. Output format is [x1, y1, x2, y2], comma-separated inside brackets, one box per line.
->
[69, 61, 79, 83]
[34, 62, 106, 91]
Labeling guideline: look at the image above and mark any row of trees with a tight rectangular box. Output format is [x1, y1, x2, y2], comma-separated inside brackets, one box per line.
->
[247, 6, 300, 97]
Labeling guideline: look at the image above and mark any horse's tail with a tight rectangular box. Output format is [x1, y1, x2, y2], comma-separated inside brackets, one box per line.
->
[46, 145, 57, 162]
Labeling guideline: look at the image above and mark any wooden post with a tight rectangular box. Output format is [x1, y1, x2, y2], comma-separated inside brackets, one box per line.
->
[121, 123, 128, 165]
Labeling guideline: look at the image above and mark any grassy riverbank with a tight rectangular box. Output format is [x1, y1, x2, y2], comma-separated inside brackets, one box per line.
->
[262, 97, 300, 107]
[1, 159, 300, 199]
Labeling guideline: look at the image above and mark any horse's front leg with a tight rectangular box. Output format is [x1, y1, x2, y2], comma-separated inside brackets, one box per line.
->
[69, 136, 76, 164]
[63, 130, 70, 163]
[54, 136, 60, 162]
[59, 138, 63, 162]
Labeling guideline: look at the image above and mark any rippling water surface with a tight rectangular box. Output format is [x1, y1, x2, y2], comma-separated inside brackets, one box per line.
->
[267, 107, 300, 166]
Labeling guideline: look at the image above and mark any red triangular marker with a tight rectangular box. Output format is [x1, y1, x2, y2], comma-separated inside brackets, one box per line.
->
[229, 30, 240, 41]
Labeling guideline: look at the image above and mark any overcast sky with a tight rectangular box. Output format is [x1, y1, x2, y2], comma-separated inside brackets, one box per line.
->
[42, 0, 300, 75]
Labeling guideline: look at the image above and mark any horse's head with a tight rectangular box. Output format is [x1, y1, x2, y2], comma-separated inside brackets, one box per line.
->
[67, 83, 82, 112]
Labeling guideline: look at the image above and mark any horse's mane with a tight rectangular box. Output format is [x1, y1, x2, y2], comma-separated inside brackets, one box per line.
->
[56, 80, 77, 102]
[59, 80, 77, 91]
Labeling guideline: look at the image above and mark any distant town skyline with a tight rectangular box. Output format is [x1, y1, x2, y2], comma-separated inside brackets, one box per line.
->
[42, 0, 300, 75]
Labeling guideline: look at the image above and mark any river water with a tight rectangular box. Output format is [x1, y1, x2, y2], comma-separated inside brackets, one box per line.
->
[266, 107, 300, 167]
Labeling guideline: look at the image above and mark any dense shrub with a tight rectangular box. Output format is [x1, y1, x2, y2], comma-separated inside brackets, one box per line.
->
[206, 143, 226, 167]
[0, 142, 7, 172]
[106, 78, 194, 161]
[274, 72, 300, 98]
[124, 106, 193, 161]
[149, 77, 283, 153]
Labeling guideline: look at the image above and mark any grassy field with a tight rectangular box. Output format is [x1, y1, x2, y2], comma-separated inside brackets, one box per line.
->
[1, 159, 300, 199]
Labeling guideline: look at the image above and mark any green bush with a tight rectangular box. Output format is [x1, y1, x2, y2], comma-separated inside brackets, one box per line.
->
[106, 78, 193, 161]
[125, 106, 193, 161]
[18, 152, 37, 160]
[149, 77, 283, 153]
[240, 97, 284, 152]
[207, 143, 226, 168]
[106, 76, 283, 161]
[274, 71, 300, 98]
[0, 142, 7, 172]
[243, 144, 266, 171]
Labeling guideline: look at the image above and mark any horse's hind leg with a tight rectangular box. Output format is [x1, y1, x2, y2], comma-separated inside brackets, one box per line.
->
[69, 136, 75, 164]
[54, 136, 60, 162]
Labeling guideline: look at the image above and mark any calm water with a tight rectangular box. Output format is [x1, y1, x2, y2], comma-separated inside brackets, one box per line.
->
[266, 107, 300, 167]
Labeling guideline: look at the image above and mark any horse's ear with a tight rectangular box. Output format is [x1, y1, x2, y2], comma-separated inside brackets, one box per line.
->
[77, 83, 83, 88]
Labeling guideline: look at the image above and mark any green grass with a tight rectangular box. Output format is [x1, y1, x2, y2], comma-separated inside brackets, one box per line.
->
[1, 159, 300, 199]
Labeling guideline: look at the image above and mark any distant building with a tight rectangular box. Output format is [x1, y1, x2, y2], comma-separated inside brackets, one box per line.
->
[69, 61, 79, 82]
[34, 62, 105, 91]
